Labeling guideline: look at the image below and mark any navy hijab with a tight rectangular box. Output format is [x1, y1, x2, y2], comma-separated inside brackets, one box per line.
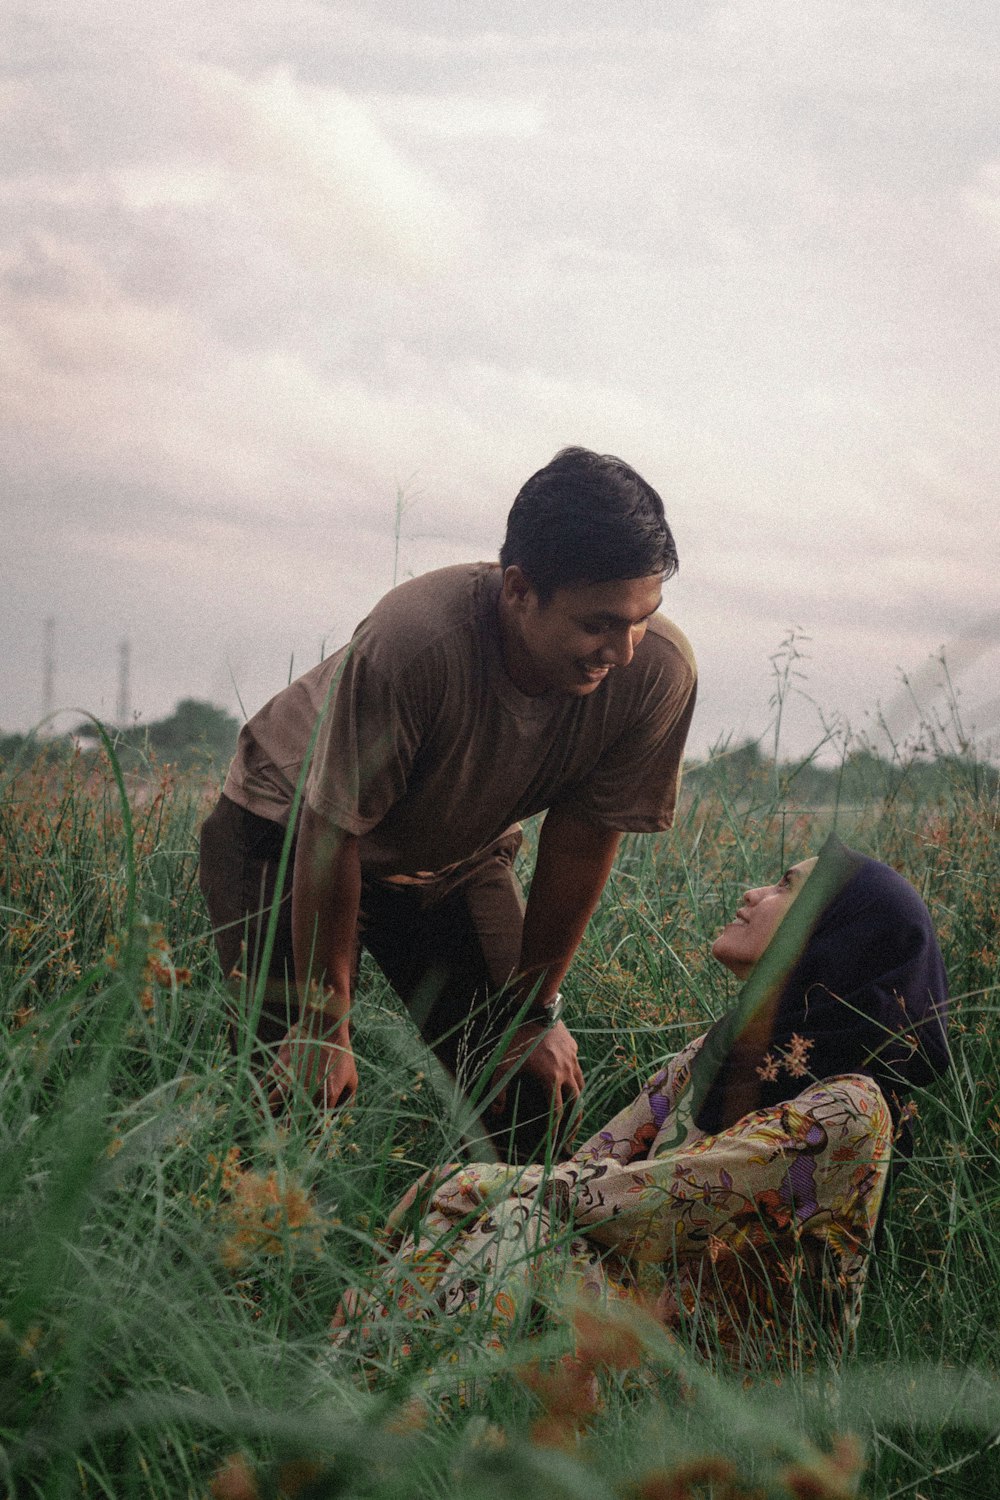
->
[693, 839, 950, 1145]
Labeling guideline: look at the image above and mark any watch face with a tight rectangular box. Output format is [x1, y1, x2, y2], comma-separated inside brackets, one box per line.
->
[537, 993, 563, 1026]
[520, 991, 563, 1026]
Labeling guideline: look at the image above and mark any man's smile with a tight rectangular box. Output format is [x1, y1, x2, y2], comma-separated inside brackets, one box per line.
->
[579, 662, 611, 683]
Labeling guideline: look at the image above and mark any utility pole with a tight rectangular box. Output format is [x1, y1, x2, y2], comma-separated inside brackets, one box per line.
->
[42, 616, 55, 719]
[116, 638, 132, 726]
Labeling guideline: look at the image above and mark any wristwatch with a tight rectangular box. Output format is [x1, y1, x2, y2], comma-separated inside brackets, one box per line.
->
[521, 991, 564, 1027]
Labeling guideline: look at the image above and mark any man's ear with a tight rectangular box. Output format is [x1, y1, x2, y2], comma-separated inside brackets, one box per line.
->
[501, 565, 535, 611]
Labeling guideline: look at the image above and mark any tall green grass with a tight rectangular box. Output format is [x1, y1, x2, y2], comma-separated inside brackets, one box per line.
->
[1, 728, 998, 1498]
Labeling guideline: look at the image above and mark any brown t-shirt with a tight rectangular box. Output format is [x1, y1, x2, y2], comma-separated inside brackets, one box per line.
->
[224, 564, 697, 878]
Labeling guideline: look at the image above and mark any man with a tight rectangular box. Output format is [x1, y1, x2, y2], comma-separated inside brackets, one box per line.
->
[199, 447, 696, 1151]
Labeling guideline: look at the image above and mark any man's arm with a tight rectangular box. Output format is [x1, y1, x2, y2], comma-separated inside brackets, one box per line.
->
[520, 804, 622, 1001]
[268, 803, 362, 1111]
[499, 805, 622, 1115]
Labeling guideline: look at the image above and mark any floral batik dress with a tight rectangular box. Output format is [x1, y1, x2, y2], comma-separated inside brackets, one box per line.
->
[333, 1034, 893, 1373]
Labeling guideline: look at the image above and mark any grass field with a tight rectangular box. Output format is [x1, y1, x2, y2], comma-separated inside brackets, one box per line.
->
[1, 732, 998, 1498]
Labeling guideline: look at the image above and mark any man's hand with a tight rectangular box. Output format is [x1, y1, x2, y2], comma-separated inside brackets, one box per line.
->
[491, 1018, 584, 1123]
[288, 811, 361, 1114]
[267, 1013, 358, 1114]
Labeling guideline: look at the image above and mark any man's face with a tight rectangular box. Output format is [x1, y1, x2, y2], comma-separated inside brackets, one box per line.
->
[501, 569, 664, 696]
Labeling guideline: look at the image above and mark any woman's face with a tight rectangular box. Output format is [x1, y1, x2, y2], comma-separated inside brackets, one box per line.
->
[711, 857, 818, 979]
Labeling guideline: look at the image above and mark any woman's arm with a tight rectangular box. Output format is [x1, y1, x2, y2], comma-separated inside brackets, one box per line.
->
[571, 1032, 708, 1166]
[558, 1071, 892, 1263]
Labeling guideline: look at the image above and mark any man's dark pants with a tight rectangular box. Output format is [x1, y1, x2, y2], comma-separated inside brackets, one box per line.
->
[198, 794, 556, 1157]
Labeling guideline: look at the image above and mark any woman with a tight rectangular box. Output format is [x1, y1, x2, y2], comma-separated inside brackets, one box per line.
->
[332, 838, 949, 1370]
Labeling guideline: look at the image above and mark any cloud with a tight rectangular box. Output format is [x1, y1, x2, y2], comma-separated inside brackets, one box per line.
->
[0, 48, 475, 533]
[964, 161, 1000, 244]
[365, 92, 544, 141]
[1, 3, 997, 757]
[188, 64, 469, 276]
[0, 54, 468, 275]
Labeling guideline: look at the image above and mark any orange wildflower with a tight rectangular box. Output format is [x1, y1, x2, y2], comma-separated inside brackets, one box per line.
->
[208, 1453, 259, 1500]
[630, 1456, 741, 1499]
[572, 1303, 644, 1371]
[215, 1165, 325, 1270]
[517, 1353, 601, 1449]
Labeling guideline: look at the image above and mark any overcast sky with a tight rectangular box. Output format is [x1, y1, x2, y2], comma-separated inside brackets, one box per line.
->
[3, 1, 998, 761]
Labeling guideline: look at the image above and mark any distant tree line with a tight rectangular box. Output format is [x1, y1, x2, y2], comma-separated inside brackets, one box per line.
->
[1, 711, 995, 802]
[0, 699, 241, 771]
[686, 736, 998, 806]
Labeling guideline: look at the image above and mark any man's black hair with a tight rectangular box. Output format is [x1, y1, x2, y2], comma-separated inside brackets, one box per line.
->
[499, 446, 678, 600]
